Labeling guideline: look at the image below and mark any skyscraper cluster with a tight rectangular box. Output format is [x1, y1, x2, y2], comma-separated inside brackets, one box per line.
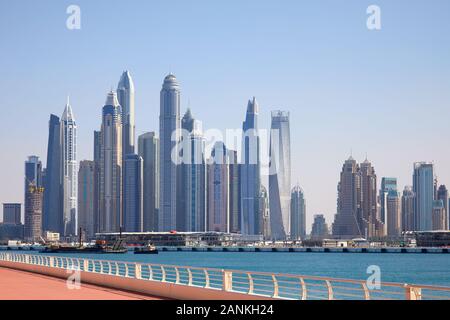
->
[18, 72, 309, 242]
[12, 72, 450, 243]
[332, 158, 449, 239]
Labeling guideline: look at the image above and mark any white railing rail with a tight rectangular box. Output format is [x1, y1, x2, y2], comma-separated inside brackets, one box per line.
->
[1, 253, 449, 300]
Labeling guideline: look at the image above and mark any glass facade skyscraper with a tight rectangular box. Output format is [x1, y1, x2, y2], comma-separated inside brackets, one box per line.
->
[159, 74, 181, 231]
[117, 71, 136, 157]
[269, 110, 291, 240]
[123, 154, 143, 232]
[413, 162, 434, 231]
[241, 97, 261, 235]
[290, 185, 306, 240]
[61, 98, 78, 236]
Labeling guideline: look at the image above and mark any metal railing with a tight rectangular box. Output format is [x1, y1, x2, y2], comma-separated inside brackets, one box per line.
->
[1, 252, 449, 300]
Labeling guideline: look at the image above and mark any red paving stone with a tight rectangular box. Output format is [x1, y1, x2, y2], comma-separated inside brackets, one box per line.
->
[0, 267, 161, 300]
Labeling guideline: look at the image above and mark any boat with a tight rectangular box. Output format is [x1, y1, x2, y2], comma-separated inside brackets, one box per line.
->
[39, 228, 128, 254]
[134, 243, 158, 254]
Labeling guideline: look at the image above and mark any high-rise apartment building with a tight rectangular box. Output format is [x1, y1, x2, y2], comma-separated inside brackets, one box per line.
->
[228, 150, 241, 234]
[138, 132, 159, 232]
[159, 74, 181, 231]
[208, 142, 229, 233]
[401, 186, 415, 232]
[290, 185, 306, 240]
[269, 111, 291, 240]
[61, 98, 78, 236]
[3, 203, 21, 225]
[99, 91, 122, 233]
[123, 154, 143, 232]
[386, 190, 401, 237]
[432, 200, 446, 230]
[117, 71, 136, 157]
[24, 184, 44, 242]
[78, 160, 95, 238]
[311, 214, 329, 240]
[436, 185, 448, 229]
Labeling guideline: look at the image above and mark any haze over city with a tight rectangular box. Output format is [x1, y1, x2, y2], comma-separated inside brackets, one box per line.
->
[1, 0, 450, 232]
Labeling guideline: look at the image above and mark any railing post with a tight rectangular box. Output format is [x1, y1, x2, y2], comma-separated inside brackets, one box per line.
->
[361, 282, 370, 300]
[161, 266, 166, 282]
[50, 257, 55, 268]
[405, 285, 422, 300]
[135, 263, 142, 280]
[204, 269, 210, 288]
[187, 268, 193, 286]
[149, 265, 153, 280]
[175, 267, 180, 284]
[223, 270, 233, 292]
[83, 259, 89, 272]
[272, 275, 279, 298]
[325, 280, 334, 300]
[300, 278, 307, 300]
[248, 273, 254, 294]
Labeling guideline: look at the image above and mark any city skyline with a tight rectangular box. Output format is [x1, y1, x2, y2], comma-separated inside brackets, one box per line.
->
[2, 1, 450, 233]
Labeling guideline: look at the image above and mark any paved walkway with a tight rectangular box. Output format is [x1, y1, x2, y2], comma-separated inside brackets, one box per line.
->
[0, 267, 161, 300]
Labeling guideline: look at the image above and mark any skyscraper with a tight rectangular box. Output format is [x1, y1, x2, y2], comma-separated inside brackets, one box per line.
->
[138, 132, 159, 232]
[332, 157, 362, 238]
[78, 160, 95, 238]
[401, 186, 415, 232]
[269, 111, 291, 240]
[386, 190, 401, 237]
[43, 114, 63, 234]
[359, 159, 378, 238]
[259, 185, 271, 239]
[159, 74, 181, 231]
[123, 154, 143, 232]
[241, 97, 261, 236]
[290, 185, 306, 240]
[311, 214, 329, 240]
[183, 118, 206, 232]
[24, 183, 44, 242]
[228, 150, 241, 234]
[436, 185, 448, 229]
[93, 130, 101, 234]
[3, 204, 21, 225]
[61, 98, 78, 236]
[25, 156, 43, 192]
[117, 71, 136, 157]
[380, 177, 397, 224]
[99, 91, 122, 233]
[413, 162, 434, 231]
[208, 142, 229, 233]
[432, 200, 446, 230]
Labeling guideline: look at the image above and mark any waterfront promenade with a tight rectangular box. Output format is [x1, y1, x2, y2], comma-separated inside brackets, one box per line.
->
[0, 267, 161, 300]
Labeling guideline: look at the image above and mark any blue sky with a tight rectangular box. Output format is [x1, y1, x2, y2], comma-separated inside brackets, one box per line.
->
[1, 0, 450, 230]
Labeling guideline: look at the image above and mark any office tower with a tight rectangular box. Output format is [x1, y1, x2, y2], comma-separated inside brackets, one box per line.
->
[61, 98, 78, 236]
[290, 185, 306, 240]
[436, 185, 448, 229]
[379, 177, 397, 223]
[123, 154, 143, 232]
[93, 131, 101, 234]
[159, 74, 181, 231]
[311, 214, 329, 240]
[117, 70, 136, 156]
[208, 142, 229, 232]
[259, 185, 271, 239]
[78, 160, 95, 238]
[43, 114, 63, 234]
[332, 157, 362, 238]
[269, 111, 291, 240]
[99, 91, 123, 233]
[241, 97, 261, 235]
[386, 190, 401, 237]
[413, 162, 434, 231]
[228, 150, 241, 233]
[25, 156, 43, 192]
[24, 184, 44, 242]
[401, 186, 415, 232]
[3, 204, 21, 224]
[183, 118, 206, 232]
[138, 132, 159, 232]
[432, 200, 446, 230]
